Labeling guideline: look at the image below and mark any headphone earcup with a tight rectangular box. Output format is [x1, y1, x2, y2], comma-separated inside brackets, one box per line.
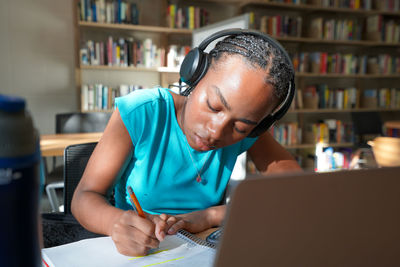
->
[180, 48, 209, 87]
[248, 115, 275, 138]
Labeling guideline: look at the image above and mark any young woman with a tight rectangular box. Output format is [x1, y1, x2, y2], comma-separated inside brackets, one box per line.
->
[71, 30, 302, 256]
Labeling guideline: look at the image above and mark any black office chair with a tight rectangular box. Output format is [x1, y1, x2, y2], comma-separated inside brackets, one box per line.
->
[42, 142, 103, 247]
[45, 112, 111, 212]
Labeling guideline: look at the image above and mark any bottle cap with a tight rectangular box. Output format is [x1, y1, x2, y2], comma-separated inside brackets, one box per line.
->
[0, 94, 26, 113]
[0, 94, 36, 160]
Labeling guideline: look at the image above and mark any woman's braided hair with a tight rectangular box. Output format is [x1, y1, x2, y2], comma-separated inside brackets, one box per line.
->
[209, 34, 293, 104]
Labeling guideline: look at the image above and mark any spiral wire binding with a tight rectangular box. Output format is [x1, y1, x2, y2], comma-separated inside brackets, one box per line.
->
[177, 229, 217, 249]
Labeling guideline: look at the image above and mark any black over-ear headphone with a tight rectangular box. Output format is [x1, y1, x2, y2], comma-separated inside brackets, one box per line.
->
[179, 28, 295, 137]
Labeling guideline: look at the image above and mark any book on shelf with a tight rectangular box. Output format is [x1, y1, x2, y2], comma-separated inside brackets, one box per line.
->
[80, 36, 189, 69]
[315, 85, 358, 109]
[309, 17, 323, 39]
[305, 120, 354, 144]
[270, 0, 307, 4]
[259, 15, 302, 37]
[308, 17, 362, 41]
[291, 52, 398, 75]
[366, 15, 383, 41]
[297, 85, 362, 110]
[79, 0, 140, 25]
[81, 84, 144, 112]
[317, 0, 372, 9]
[302, 85, 318, 109]
[166, 4, 209, 29]
[269, 123, 301, 146]
[374, 0, 400, 11]
[384, 121, 400, 137]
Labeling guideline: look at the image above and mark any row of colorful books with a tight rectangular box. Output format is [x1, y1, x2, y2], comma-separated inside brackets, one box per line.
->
[369, 55, 400, 75]
[294, 85, 400, 110]
[308, 119, 354, 144]
[374, 0, 400, 11]
[266, 0, 307, 4]
[291, 52, 367, 74]
[291, 52, 400, 74]
[79, 0, 139, 24]
[259, 15, 302, 37]
[166, 4, 209, 29]
[362, 88, 400, 108]
[80, 37, 190, 69]
[81, 84, 144, 111]
[309, 17, 363, 41]
[318, 0, 372, 9]
[298, 85, 358, 109]
[384, 126, 400, 137]
[271, 0, 399, 11]
[269, 119, 353, 146]
[269, 123, 302, 146]
[366, 15, 400, 42]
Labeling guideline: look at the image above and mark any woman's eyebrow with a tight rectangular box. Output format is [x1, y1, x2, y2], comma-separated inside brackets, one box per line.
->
[212, 85, 231, 111]
[211, 85, 258, 125]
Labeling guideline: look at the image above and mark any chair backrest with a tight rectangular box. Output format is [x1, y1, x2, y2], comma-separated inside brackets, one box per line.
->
[56, 112, 111, 134]
[63, 142, 98, 215]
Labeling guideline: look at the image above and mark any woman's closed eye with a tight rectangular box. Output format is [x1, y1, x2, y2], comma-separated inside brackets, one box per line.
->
[234, 127, 247, 134]
[206, 99, 219, 112]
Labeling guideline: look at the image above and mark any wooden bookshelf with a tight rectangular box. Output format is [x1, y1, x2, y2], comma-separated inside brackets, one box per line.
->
[284, 142, 354, 149]
[80, 65, 160, 72]
[75, 0, 400, 170]
[275, 36, 400, 47]
[79, 21, 193, 34]
[79, 66, 400, 79]
[289, 107, 400, 113]
[80, 65, 180, 73]
[296, 73, 400, 78]
[240, 0, 400, 170]
[240, 1, 400, 16]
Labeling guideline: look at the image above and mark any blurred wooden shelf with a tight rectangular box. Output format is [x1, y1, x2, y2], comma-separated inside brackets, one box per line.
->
[274, 36, 400, 47]
[296, 73, 400, 78]
[240, 1, 400, 16]
[79, 21, 192, 34]
[80, 65, 180, 73]
[289, 108, 400, 113]
[284, 142, 354, 149]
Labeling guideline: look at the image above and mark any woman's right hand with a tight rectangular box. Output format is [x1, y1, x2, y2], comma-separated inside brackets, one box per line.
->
[110, 211, 168, 256]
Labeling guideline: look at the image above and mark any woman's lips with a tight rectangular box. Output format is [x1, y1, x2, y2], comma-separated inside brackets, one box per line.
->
[194, 134, 211, 151]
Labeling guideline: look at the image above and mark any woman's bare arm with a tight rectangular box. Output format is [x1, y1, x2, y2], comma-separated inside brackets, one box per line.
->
[71, 108, 133, 235]
[248, 131, 303, 174]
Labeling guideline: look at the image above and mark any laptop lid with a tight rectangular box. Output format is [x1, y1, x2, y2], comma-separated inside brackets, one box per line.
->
[214, 167, 400, 267]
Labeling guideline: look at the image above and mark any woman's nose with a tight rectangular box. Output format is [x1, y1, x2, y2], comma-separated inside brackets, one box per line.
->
[207, 116, 230, 141]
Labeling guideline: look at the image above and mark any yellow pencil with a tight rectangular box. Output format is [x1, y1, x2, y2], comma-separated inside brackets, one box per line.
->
[127, 186, 145, 218]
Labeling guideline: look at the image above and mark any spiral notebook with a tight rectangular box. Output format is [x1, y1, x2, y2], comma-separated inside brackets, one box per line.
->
[41, 229, 216, 267]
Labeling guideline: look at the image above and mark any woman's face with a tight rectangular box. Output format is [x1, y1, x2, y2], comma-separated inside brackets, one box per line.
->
[181, 55, 278, 151]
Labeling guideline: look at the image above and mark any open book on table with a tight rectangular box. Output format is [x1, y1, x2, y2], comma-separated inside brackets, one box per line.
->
[41, 229, 216, 267]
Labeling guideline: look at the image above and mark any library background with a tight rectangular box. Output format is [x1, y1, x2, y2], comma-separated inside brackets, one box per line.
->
[75, 0, 400, 173]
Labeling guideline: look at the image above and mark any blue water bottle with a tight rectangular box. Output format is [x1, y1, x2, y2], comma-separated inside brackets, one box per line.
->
[0, 94, 41, 266]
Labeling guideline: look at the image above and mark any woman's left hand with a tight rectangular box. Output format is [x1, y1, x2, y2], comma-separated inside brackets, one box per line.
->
[165, 210, 211, 235]
[165, 205, 226, 235]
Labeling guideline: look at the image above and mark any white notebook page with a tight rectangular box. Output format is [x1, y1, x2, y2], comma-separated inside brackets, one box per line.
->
[42, 231, 216, 267]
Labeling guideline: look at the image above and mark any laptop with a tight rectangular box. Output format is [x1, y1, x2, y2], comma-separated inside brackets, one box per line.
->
[214, 167, 400, 267]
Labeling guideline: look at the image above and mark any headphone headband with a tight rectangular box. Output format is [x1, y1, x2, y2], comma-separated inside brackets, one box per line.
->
[179, 28, 296, 137]
[197, 28, 294, 70]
